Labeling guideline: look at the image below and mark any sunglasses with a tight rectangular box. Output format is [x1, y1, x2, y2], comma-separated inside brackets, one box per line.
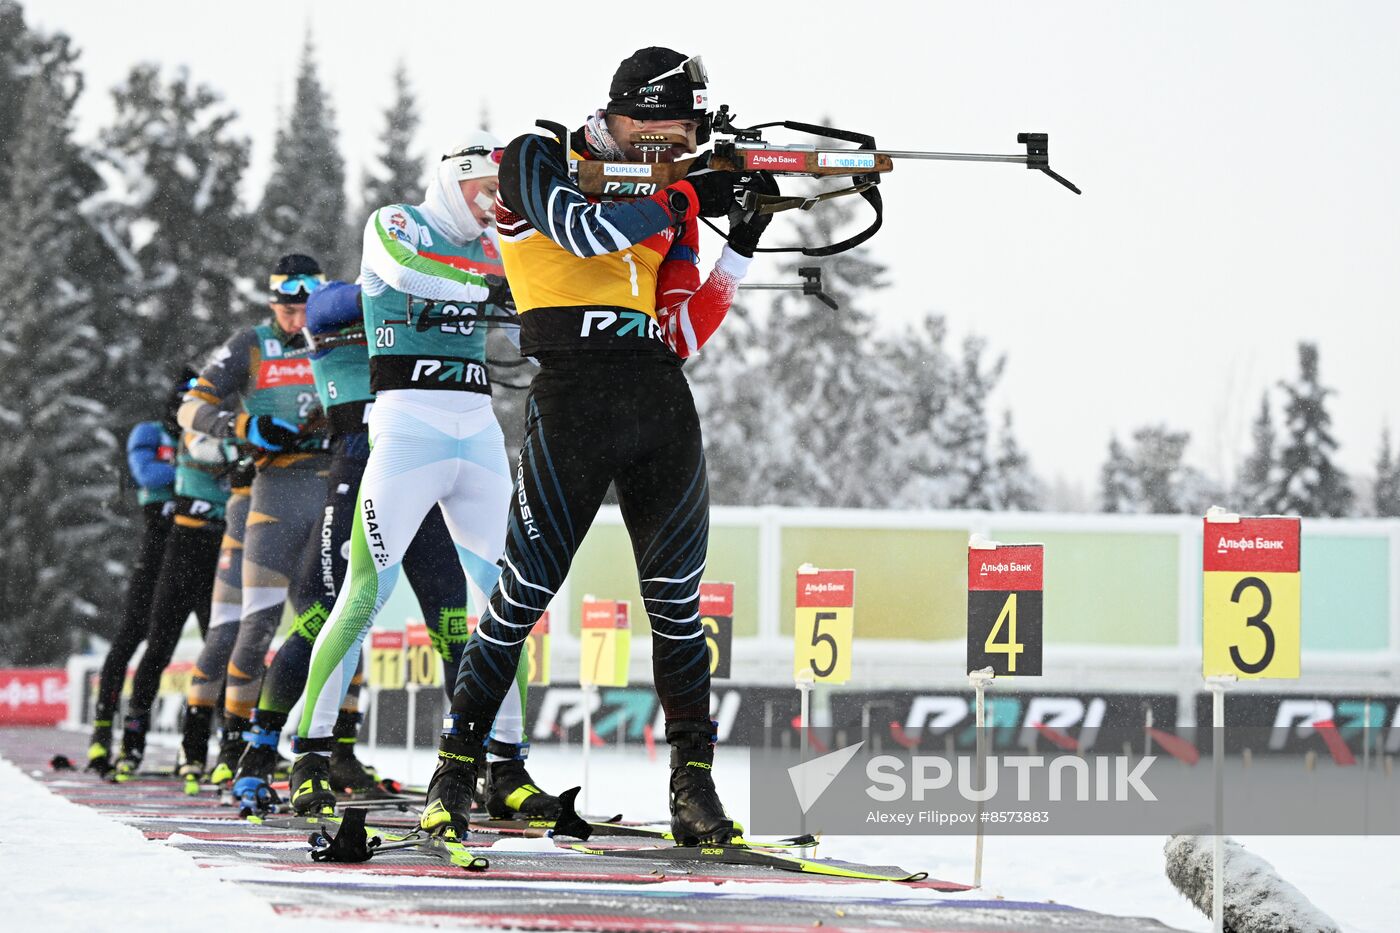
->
[644, 55, 707, 86]
[442, 146, 505, 165]
[269, 273, 326, 297]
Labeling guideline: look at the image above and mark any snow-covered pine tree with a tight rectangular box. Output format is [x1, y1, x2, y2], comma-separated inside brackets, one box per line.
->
[1270, 342, 1354, 517]
[1374, 427, 1400, 517]
[90, 63, 252, 421]
[0, 69, 125, 663]
[0, 0, 81, 197]
[991, 410, 1041, 511]
[360, 62, 423, 214]
[256, 34, 349, 276]
[883, 313, 956, 509]
[1129, 424, 1191, 514]
[1237, 392, 1276, 513]
[685, 295, 781, 505]
[760, 183, 896, 507]
[939, 335, 1004, 510]
[1100, 435, 1142, 513]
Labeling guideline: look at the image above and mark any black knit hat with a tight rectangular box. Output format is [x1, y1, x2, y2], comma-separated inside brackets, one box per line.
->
[273, 253, 322, 276]
[606, 47, 709, 124]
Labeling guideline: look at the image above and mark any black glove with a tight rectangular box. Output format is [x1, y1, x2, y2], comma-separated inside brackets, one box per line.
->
[680, 154, 738, 218]
[228, 456, 257, 489]
[727, 172, 779, 257]
[483, 274, 514, 312]
[237, 414, 300, 452]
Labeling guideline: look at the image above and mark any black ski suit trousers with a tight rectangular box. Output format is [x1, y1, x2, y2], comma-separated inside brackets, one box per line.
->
[450, 356, 713, 732]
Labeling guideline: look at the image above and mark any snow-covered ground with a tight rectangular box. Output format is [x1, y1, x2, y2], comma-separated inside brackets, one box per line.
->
[0, 752, 347, 933]
[4, 732, 1394, 932]
[365, 739, 1398, 933]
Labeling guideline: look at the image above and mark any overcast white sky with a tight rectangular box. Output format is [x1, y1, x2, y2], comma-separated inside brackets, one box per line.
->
[31, 0, 1400, 497]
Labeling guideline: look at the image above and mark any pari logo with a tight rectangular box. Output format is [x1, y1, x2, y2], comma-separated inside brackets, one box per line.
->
[603, 181, 659, 196]
[580, 309, 663, 341]
[409, 358, 490, 387]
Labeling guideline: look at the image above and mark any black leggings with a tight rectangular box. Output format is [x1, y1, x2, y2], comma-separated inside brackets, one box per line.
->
[450, 357, 712, 731]
[125, 521, 223, 716]
[94, 502, 174, 725]
[256, 433, 469, 722]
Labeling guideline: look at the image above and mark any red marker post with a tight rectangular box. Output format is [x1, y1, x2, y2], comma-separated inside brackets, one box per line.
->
[699, 583, 735, 679]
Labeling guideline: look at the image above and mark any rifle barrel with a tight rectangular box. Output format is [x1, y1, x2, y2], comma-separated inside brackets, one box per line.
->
[873, 150, 1027, 164]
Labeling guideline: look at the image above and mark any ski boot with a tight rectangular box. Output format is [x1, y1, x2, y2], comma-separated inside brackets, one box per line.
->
[485, 741, 561, 819]
[177, 704, 215, 795]
[232, 718, 283, 817]
[288, 738, 338, 816]
[210, 714, 250, 803]
[420, 719, 485, 839]
[328, 711, 393, 797]
[666, 720, 737, 845]
[208, 714, 250, 785]
[86, 719, 114, 776]
[113, 713, 150, 784]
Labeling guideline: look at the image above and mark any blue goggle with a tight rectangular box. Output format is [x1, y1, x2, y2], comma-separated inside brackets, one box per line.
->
[269, 273, 326, 298]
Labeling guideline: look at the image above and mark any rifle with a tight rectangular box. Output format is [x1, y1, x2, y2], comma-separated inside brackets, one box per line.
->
[566, 105, 1081, 257]
[740, 267, 838, 310]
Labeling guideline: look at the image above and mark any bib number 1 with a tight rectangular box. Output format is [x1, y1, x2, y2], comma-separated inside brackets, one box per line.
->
[622, 253, 639, 297]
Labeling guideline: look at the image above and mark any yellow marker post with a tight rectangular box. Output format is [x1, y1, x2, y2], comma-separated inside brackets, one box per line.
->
[1202, 510, 1301, 680]
[793, 566, 855, 685]
[1202, 506, 1301, 933]
[579, 600, 631, 688]
[367, 631, 406, 690]
[405, 622, 443, 688]
[579, 598, 630, 813]
[527, 612, 552, 686]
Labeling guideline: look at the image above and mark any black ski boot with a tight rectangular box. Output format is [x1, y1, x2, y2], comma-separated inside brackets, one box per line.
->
[288, 738, 338, 816]
[209, 714, 250, 788]
[177, 704, 215, 795]
[113, 712, 150, 783]
[328, 711, 389, 796]
[421, 721, 485, 838]
[232, 711, 285, 816]
[485, 741, 561, 819]
[666, 720, 737, 845]
[87, 719, 114, 775]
